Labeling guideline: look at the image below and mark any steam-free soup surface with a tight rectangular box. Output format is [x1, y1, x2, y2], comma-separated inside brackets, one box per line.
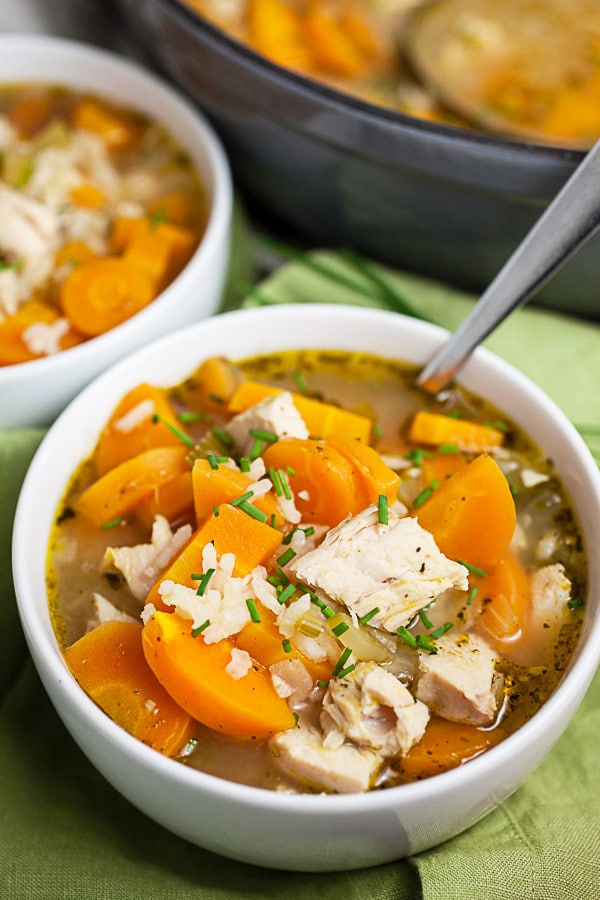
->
[48, 350, 585, 793]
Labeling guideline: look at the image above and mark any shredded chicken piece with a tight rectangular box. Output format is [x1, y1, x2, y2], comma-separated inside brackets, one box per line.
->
[291, 505, 469, 631]
[103, 515, 192, 603]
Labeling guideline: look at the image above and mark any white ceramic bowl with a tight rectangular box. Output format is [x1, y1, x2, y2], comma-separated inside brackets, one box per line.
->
[12, 305, 600, 872]
[0, 33, 232, 429]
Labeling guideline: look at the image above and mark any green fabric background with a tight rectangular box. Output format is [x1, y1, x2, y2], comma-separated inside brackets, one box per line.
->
[2, 248, 600, 899]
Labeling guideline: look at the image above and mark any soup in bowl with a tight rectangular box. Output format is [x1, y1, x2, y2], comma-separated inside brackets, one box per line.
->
[12, 305, 600, 870]
[0, 34, 232, 428]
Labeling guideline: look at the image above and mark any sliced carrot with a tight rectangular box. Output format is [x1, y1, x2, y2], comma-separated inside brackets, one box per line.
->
[327, 436, 400, 509]
[123, 223, 197, 291]
[400, 716, 504, 781]
[147, 191, 199, 228]
[64, 621, 195, 757]
[136, 470, 195, 531]
[145, 502, 282, 609]
[6, 87, 54, 136]
[70, 182, 106, 208]
[55, 240, 98, 268]
[248, 0, 313, 70]
[192, 458, 282, 525]
[228, 381, 372, 441]
[408, 411, 505, 453]
[177, 355, 242, 413]
[236, 603, 332, 683]
[415, 453, 516, 572]
[303, 6, 367, 77]
[142, 610, 296, 738]
[72, 97, 143, 151]
[262, 437, 360, 527]
[60, 257, 155, 336]
[109, 216, 150, 254]
[419, 450, 469, 486]
[473, 553, 530, 646]
[74, 445, 190, 527]
[95, 383, 185, 476]
[0, 299, 83, 366]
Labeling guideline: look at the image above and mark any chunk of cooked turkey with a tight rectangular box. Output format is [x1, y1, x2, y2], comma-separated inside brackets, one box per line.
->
[416, 632, 499, 726]
[321, 663, 429, 757]
[103, 515, 192, 603]
[290, 505, 469, 631]
[85, 592, 138, 632]
[529, 563, 571, 633]
[224, 391, 309, 456]
[270, 725, 382, 794]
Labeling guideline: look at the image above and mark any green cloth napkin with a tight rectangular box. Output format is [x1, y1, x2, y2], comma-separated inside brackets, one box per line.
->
[2, 247, 600, 900]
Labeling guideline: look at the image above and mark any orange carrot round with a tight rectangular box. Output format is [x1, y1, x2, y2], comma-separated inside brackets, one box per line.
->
[327, 436, 400, 509]
[74, 445, 190, 527]
[142, 611, 296, 738]
[415, 453, 516, 571]
[400, 717, 505, 781]
[473, 553, 530, 646]
[59, 257, 155, 337]
[64, 620, 195, 757]
[262, 437, 360, 527]
[95, 383, 185, 476]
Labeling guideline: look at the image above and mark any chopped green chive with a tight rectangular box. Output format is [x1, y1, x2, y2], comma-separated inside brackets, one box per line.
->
[416, 634, 438, 654]
[151, 413, 195, 447]
[213, 504, 219, 517]
[269, 466, 284, 496]
[208, 392, 225, 405]
[413, 479, 440, 508]
[248, 428, 278, 443]
[277, 547, 297, 567]
[285, 466, 296, 477]
[332, 647, 353, 677]
[207, 453, 219, 470]
[568, 597, 584, 610]
[430, 622, 453, 639]
[467, 586, 479, 606]
[282, 639, 293, 653]
[238, 501, 268, 523]
[178, 410, 202, 424]
[317, 680, 330, 689]
[246, 597, 261, 622]
[438, 443, 461, 454]
[274, 567, 290, 586]
[278, 584, 296, 604]
[294, 370, 309, 394]
[377, 493, 389, 525]
[418, 609, 434, 629]
[373, 424, 383, 438]
[270, 513, 277, 528]
[249, 437, 264, 459]
[240, 456, 251, 473]
[405, 448, 434, 467]
[194, 568, 215, 596]
[336, 664, 356, 679]
[358, 607, 380, 625]
[332, 621, 349, 637]
[100, 516, 123, 530]
[191, 619, 210, 637]
[484, 419, 508, 432]
[458, 559, 487, 577]
[321, 605, 335, 619]
[279, 469, 292, 500]
[212, 427, 234, 449]
[397, 626, 418, 650]
[230, 490, 254, 507]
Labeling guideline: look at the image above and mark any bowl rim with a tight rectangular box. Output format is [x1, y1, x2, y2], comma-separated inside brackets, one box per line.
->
[12, 303, 600, 815]
[156, 0, 584, 164]
[0, 31, 233, 386]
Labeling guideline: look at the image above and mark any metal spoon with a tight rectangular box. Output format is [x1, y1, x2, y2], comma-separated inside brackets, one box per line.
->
[416, 138, 600, 394]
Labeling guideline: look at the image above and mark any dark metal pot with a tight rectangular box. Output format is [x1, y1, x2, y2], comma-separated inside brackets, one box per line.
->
[114, 0, 597, 318]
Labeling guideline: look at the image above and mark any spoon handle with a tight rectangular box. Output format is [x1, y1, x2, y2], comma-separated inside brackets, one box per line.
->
[417, 139, 600, 394]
